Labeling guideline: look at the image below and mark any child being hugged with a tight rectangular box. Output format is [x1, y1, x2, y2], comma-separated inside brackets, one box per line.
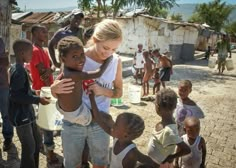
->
[56, 36, 112, 126]
[173, 80, 205, 136]
[89, 92, 159, 168]
[147, 89, 190, 168]
[174, 117, 206, 168]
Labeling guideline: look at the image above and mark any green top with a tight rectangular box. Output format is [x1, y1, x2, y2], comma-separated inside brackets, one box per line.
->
[216, 40, 230, 59]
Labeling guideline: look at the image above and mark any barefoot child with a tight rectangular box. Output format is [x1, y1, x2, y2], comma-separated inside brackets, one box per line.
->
[55, 36, 112, 126]
[142, 50, 155, 96]
[8, 39, 50, 168]
[174, 117, 206, 168]
[174, 80, 205, 136]
[147, 89, 190, 168]
[89, 93, 159, 168]
[152, 49, 172, 88]
[153, 68, 160, 95]
[134, 44, 144, 84]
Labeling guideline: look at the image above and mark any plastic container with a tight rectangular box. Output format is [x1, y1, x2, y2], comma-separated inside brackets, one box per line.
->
[226, 59, 234, 71]
[111, 98, 123, 107]
[128, 84, 141, 104]
[36, 87, 63, 131]
[208, 57, 216, 69]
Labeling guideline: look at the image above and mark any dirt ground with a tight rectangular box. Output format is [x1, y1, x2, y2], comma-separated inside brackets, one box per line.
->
[1, 52, 236, 168]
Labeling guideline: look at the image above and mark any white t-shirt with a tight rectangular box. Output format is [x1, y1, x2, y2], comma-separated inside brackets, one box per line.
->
[82, 54, 119, 113]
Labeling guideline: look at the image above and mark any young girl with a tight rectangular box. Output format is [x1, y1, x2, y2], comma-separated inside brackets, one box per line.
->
[147, 89, 190, 168]
[89, 92, 159, 168]
[174, 80, 205, 136]
[174, 117, 206, 168]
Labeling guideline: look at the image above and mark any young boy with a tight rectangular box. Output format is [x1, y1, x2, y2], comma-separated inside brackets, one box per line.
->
[152, 49, 172, 88]
[133, 44, 144, 84]
[29, 25, 58, 165]
[142, 50, 155, 96]
[152, 68, 160, 95]
[8, 39, 50, 168]
[174, 117, 206, 168]
[174, 80, 205, 136]
[56, 36, 112, 125]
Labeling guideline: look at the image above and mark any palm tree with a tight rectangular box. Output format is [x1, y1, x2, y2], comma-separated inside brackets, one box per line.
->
[189, 0, 234, 32]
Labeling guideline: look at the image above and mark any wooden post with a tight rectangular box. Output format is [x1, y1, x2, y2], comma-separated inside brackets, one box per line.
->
[0, 0, 12, 55]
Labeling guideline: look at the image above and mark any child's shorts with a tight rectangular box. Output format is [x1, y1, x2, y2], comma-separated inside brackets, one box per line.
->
[56, 101, 92, 126]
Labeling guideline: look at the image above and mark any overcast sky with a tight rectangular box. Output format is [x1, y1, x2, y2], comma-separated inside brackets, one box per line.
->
[16, 0, 235, 10]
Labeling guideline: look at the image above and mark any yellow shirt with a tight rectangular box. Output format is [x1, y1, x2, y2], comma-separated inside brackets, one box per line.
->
[147, 124, 182, 164]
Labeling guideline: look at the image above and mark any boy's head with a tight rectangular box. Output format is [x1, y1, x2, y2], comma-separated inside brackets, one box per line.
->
[112, 112, 145, 141]
[70, 9, 84, 29]
[155, 88, 177, 116]
[178, 80, 192, 100]
[31, 25, 48, 43]
[184, 117, 200, 139]
[152, 49, 161, 58]
[13, 39, 33, 63]
[138, 44, 143, 51]
[57, 36, 85, 71]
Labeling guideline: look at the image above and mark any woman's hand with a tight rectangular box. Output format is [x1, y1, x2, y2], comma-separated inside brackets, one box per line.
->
[50, 74, 75, 97]
[88, 83, 105, 96]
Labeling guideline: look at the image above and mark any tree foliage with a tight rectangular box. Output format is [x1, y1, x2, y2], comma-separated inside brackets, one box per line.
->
[188, 0, 234, 32]
[224, 21, 236, 36]
[170, 13, 182, 21]
[77, 0, 176, 18]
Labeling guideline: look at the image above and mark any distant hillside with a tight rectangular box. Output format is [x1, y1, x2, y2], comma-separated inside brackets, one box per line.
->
[26, 6, 75, 12]
[169, 4, 236, 22]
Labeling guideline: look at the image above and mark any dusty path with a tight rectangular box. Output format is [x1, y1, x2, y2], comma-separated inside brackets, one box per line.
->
[0, 52, 236, 168]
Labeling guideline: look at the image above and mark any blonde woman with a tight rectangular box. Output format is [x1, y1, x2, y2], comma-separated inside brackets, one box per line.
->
[51, 19, 123, 168]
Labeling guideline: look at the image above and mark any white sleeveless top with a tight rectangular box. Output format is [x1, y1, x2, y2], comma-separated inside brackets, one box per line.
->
[82, 54, 119, 113]
[135, 51, 144, 68]
[181, 134, 202, 168]
[110, 139, 136, 168]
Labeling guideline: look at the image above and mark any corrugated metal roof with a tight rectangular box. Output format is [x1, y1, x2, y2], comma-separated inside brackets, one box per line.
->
[18, 12, 69, 24]
[12, 12, 33, 21]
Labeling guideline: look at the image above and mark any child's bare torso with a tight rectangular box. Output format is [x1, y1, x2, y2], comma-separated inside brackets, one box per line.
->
[57, 71, 83, 112]
[159, 56, 171, 68]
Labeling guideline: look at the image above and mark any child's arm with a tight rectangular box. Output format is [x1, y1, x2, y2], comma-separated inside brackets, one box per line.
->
[200, 137, 207, 168]
[36, 62, 52, 86]
[89, 92, 115, 136]
[173, 146, 181, 168]
[162, 142, 190, 164]
[66, 56, 113, 81]
[123, 148, 159, 168]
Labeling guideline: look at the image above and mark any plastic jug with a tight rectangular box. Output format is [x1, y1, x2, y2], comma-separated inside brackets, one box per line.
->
[128, 84, 141, 104]
[208, 57, 216, 69]
[36, 87, 63, 130]
[226, 59, 234, 71]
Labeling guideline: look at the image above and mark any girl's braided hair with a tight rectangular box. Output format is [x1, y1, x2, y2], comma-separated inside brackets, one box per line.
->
[155, 88, 177, 111]
[57, 36, 83, 58]
[119, 112, 145, 140]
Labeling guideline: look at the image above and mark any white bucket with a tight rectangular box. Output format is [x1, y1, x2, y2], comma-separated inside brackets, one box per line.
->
[128, 84, 141, 104]
[36, 87, 63, 131]
[226, 59, 234, 71]
[208, 57, 216, 69]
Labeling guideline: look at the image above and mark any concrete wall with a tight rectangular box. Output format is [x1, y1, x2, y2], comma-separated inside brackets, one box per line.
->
[116, 16, 199, 63]
[10, 24, 22, 56]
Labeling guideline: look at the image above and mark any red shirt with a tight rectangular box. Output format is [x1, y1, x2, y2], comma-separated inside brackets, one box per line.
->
[30, 45, 53, 90]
